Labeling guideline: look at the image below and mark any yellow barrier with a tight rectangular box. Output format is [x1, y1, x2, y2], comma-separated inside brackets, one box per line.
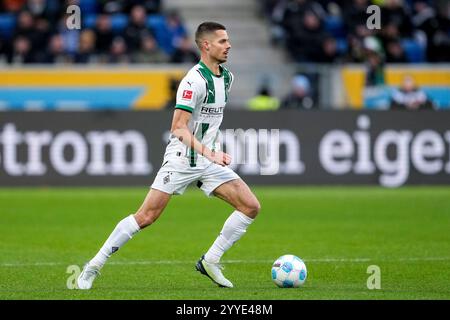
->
[1, 68, 185, 109]
[341, 66, 450, 109]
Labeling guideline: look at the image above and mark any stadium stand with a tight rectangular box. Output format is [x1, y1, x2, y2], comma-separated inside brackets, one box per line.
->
[0, 0, 448, 110]
[0, 0, 185, 63]
[260, 0, 449, 64]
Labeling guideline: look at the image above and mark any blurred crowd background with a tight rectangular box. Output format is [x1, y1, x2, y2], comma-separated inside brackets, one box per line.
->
[0, 0, 199, 64]
[0, 0, 449, 110]
[261, 0, 449, 64]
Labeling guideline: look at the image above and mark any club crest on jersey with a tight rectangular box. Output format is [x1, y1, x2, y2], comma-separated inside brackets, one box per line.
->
[163, 174, 170, 184]
[182, 90, 193, 101]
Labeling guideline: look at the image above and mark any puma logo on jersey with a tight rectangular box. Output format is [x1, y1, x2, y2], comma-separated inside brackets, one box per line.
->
[187, 81, 193, 87]
[182, 90, 193, 100]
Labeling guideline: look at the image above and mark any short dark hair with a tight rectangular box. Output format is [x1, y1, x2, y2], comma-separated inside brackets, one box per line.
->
[195, 22, 226, 49]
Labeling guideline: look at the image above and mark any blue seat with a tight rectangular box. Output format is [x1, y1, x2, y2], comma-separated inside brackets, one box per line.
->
[82, 14, 128, 33]
[0, 14, 16, 39]
[83, 13, 97, 29]
[147, 14, 171, 53]
[336, 38, 348, 54]
[401, 39, 425, 63]
[79, 0, 98, 14]
[324, 16, 346, 39]
[110, 14, 128, 32]
[147, 14, 166, 29]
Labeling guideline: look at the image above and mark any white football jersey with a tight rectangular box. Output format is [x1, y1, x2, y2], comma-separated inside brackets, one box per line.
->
[164, 61, 233, 167]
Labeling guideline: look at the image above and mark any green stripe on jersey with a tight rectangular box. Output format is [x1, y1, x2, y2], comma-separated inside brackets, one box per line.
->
[175, 104, 194, 113]
[223, 68, 231, 102]
[197, 67, 215, 104]
[189, 122, 210, 167]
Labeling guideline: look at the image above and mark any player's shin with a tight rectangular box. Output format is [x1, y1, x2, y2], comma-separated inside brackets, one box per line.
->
[89, 215, 140, 268]
[204, 210, 254, 264]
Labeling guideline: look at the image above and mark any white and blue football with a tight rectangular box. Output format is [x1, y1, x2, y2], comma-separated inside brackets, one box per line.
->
[271, 254, 307, 288]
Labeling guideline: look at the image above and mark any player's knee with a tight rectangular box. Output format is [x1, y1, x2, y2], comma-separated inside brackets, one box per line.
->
[243, 199, 261, 219]
[134, 209, 160, 228]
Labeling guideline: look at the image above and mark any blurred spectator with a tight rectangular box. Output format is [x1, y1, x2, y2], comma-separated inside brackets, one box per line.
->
[24, 16, 51, 54]
[108, 36, 129, 64]
[281, 0, 325, 35]
[247, 85, 280, 111]
[57, 13, 79, 55]
[124, 5, 154, 52]
[165, 10, 188, 55]
[75, 29, 96, 63]
[100, 0, 161, 14]
[132, 34, 168, 63]
[124, 0, 161, 14]
[343, 0, 371, 36]
[390, 75, 436, 110]
[94, 14, 114, 55]
[14, 10, 35, 40]
[7, 35, 33, 63]
[364, 37, 385, 86]
[281, 75, 316, 110]
[385, 39, 407, 62]
[316, 36, 340, 63]
[24, 0, 60, 25]
[0, 37, 6, 61]
[100, 0, 122, 14]
[379, 22, 402, 47]
[381, 0, 413, 38]
[170, 36, 199, 63]
[413, 0, 450, 62]
[345, 33, 366, 62]
[38, 33, 72, 63]
[13, 7, 55, 55]
[2, 0, 26, 12]
[287, 10, 328, 62]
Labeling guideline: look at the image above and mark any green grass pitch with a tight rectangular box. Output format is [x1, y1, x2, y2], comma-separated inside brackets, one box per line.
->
[0, 186, 449, 300]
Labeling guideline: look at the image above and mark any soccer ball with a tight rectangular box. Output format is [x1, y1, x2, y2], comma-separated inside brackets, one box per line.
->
[271, 254, 307, 288]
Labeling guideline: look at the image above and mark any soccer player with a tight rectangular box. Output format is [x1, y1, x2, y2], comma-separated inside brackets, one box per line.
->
[77, 22, 261, 289]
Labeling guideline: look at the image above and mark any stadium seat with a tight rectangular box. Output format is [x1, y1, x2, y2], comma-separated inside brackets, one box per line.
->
[82, 14, 128, 33]
[147, 14, 172, 54]
[401, 39, 425, 63]
[147, 14, 166, 33]
[0, 14, 16, 39]
[324, 16, 346, 39]
[110, 14, 128, 32]
[83, 14, 97, 29]
[79, 0, 98, 14]
[336, 38, 348, 54]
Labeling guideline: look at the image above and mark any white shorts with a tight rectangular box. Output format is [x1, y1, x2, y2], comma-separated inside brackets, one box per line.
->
[151, 155, 240, 197]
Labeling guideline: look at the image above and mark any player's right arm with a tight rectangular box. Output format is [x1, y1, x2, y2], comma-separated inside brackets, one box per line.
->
[170, 109, 231, 166]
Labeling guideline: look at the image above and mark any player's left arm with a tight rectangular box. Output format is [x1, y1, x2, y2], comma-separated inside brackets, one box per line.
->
[170, 110, 231, 166]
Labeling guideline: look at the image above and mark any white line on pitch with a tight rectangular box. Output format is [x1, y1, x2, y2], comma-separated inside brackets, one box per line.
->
[0, 257, 449, 267]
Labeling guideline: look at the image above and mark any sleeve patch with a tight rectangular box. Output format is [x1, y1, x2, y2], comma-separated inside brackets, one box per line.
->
[182, 90, 193, 101]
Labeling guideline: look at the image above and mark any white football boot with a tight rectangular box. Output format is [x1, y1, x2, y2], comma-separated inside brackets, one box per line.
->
[77, 264, 100, 290]
[195, 255, 233, 288]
